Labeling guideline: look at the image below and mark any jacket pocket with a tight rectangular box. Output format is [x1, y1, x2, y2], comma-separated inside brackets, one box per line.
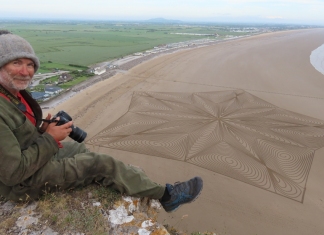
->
[12, 117, 38, 150]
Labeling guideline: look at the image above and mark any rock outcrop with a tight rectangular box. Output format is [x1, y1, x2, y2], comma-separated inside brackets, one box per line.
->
[0, 196, 170, 235]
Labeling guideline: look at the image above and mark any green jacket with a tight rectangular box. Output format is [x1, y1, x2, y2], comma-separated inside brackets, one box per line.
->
[0, 90, 58, 199]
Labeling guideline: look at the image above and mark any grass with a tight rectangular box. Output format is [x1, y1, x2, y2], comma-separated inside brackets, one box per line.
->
[58, 75, 90, 89]
[0, 186, 218, 235]
[35, 184, 121, 234]
[0, 184, 121, 235]
[0, 186, 214, 235]
[37, 61, 87, 74]
[4, 21, 250, 68]
[39, 75, 59, 84]
[0, 195, 22, 234]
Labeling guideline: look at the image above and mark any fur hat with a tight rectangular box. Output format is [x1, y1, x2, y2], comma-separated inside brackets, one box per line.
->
[0, 30, 40, 72]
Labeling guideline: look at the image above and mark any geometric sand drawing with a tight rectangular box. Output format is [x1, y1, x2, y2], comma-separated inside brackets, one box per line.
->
[86, 90, 324, 202]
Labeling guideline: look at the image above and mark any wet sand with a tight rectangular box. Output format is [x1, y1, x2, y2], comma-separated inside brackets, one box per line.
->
[48, 29, 324, 234]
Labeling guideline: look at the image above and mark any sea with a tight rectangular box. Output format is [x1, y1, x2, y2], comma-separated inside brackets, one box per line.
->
[310, 43, 324, 76]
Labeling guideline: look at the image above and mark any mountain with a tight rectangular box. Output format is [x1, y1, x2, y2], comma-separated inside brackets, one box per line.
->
[145, 18, 182, 24]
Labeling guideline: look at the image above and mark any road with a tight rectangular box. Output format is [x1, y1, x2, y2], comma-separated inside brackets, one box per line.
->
[31, 71, 68, 86]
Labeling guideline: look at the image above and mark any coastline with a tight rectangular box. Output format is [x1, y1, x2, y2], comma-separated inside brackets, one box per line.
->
[41, 29, 324, 111]
[40, 34, 252, 109]
[40, 28, 324, 234]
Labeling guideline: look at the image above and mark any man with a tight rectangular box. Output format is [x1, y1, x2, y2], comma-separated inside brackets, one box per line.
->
[0, 30, 203, 213]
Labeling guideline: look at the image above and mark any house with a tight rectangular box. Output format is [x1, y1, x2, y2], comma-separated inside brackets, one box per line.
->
[45, 86, 62, 95]
[30, 91, 48, 101]
[87, 68, 95, 73]
[94, 67, 106, 75]
[58, 73, 73, 83]
[107, 64, 117, 69]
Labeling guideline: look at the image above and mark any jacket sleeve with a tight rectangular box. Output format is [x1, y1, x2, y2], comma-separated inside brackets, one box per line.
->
[0, 118, 59, 186]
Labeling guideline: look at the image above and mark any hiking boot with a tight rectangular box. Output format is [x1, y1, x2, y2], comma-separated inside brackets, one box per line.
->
[160, 176, 203, 213]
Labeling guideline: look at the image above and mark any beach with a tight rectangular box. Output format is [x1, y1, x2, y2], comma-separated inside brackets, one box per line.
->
[47, 28, 324, 234]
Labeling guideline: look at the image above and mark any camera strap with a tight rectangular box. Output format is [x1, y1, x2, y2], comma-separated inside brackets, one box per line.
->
[0, 84, 27, 112]
[0, 84, 48, 122]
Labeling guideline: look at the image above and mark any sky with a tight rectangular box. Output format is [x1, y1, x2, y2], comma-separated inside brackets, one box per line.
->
[1, 0, 324, 25]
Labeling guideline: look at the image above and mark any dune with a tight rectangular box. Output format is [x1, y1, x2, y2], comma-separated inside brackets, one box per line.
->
[48, 28, 324, 234]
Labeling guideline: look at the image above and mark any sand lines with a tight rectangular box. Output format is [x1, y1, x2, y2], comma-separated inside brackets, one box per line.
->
[86, 90, 324, 202]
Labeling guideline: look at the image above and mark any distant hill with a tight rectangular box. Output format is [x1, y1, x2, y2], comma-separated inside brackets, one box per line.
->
[145, 18, 182, 24]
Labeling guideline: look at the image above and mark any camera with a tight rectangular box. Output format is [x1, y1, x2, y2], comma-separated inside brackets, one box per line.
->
[51, 110, 87, 143]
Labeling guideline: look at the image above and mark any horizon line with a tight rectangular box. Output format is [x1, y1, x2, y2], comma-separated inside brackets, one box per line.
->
[1, 17, 324, 27]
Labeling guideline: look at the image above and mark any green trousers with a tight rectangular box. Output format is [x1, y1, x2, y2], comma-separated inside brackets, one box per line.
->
[8, 142, 165, 201]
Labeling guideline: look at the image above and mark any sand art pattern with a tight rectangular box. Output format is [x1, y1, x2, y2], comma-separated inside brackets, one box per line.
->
[87, 90, 324, 202]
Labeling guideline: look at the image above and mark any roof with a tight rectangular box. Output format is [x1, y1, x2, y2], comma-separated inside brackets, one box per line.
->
[45, 86, 62, 92]
[30, 92, 47, 100]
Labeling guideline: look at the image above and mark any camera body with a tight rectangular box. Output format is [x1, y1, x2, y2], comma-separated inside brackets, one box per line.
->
[51, 110, 87, 143]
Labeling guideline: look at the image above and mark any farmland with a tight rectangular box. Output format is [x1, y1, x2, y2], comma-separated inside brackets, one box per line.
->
[0, 20, 311, 97]
[2, 20, 265, 71]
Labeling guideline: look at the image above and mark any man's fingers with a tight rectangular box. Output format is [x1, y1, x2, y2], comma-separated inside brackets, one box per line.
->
[46, 113, 51, 120]
[61, 121, 73, 128]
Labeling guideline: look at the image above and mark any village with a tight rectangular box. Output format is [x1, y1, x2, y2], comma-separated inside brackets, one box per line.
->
[27, 24, 273, 104]
[28, 37, 227, 103]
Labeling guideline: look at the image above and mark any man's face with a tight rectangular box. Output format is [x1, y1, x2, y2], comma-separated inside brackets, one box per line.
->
[0, 58, 35, 92]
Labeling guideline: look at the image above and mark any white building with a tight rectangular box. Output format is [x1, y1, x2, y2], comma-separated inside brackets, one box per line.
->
[45, 86, 62, 95]
[94, 67, 106, 75]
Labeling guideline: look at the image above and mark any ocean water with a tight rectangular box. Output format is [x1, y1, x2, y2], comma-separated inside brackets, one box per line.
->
[310, 43, 324, 76]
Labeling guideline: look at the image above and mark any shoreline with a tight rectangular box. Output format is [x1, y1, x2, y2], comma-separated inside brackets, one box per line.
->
[40, 28, 324, 111]
[38, 28, 324, 234]
[39, 34, 253, 109]
[310, 43, 324, 75]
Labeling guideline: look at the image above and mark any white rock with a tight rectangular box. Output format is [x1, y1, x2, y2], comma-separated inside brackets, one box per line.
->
[141, 219, 154, 228]
[123, 196, 133, 203]
[16, 216, 38, 229]
[122, 196, 137, 213]
[0, 201, 15, 211]
[150, 199, 162, 209]
[19, 201, 38, 215]
[138, 228, 151, 235]
[92, 202, 101, 207]
[108, 205, 134, 225]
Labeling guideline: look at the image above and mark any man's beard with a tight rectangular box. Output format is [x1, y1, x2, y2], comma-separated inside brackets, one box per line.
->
[0, 69, 32, 91]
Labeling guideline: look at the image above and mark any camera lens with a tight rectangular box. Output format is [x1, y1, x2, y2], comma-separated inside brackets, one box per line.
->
[69, 125, 87, 143]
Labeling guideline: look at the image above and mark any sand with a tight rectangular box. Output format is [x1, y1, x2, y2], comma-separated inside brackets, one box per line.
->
[47, 28, 324, 235]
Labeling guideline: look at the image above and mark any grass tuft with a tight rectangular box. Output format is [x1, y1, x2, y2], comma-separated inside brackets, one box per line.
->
[35, 184, 121, 234]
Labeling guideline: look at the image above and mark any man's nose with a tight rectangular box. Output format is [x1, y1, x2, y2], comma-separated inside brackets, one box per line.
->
[19, 65, 30, 76]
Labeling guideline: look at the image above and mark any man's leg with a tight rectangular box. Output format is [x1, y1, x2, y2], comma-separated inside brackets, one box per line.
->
[8, 142, 203, 213]
[55, 141, 90, 159]
[9, 142, 165, 201]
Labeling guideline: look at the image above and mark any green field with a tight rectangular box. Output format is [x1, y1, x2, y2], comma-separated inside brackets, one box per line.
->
[2, 21, 250, 69]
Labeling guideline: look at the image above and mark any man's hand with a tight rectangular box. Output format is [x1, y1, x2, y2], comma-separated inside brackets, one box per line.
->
[45, 117, 73, 141]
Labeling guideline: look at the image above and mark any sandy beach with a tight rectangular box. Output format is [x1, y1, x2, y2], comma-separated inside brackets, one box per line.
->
[47, 28, 324, 234]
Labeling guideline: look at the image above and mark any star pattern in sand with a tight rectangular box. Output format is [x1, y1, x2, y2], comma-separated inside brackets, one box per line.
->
[86, 90, 324, 202]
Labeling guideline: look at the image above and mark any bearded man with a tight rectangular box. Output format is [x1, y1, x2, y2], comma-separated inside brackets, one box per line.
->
[0, 30, 203, 213]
